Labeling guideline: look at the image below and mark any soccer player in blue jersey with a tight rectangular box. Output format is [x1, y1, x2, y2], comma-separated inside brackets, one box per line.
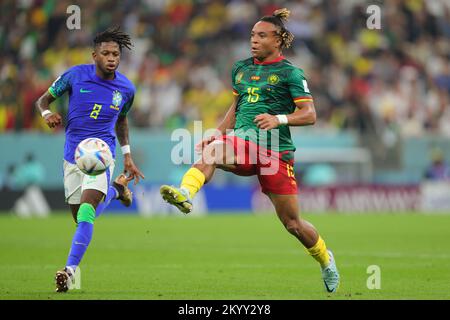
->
[35, 27, 145, 292]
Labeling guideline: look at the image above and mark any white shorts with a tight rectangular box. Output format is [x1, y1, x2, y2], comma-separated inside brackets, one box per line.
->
[63, 160, 115, 205]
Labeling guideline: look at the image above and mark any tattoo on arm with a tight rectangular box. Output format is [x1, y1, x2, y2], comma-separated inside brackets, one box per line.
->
[115, 115, 129, 146]
[35, 92, 56, 114]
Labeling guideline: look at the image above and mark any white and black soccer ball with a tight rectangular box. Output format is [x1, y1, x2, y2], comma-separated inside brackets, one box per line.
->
[75, 138, 113, 176]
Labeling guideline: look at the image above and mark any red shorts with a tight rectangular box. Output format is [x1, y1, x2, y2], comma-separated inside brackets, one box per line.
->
[216, 135, 298, 195]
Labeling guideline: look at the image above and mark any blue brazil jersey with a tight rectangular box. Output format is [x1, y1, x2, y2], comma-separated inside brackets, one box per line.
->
[48, 64, 135, 163]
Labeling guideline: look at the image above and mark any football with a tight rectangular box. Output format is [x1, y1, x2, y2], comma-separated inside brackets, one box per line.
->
[75, 138, 113, 176]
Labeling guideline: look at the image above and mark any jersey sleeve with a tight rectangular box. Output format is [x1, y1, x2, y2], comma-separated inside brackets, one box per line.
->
[288, 68, 313, 104]
[120, 87, 135, 116]
[231, 62, 240, 96]
[48, 67, 76, 98]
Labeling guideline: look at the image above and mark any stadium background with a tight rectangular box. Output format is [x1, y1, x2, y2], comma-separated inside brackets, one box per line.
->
[1, 0, 449, 214]
[0, 0, 450, 300]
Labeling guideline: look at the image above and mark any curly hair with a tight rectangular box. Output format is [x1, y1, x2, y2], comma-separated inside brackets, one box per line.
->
[259, 8, 294, 49]
[93, 26, 133, 51]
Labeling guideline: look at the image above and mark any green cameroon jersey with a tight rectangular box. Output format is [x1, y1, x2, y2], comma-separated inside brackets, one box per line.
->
[231, 56, 313, 155]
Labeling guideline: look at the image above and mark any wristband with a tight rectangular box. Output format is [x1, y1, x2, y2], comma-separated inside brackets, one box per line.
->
[121, 145, 131, 155]
[276, 114, 288, 125]
[41, 110, 52, 118]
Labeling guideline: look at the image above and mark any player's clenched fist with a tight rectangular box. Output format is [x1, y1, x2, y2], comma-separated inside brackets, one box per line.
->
[254, 113, 281, 130]
[44, 112, 62, 128]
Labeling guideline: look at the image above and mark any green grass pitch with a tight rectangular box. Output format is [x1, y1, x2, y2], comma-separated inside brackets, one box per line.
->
[0, 212, 449, 300]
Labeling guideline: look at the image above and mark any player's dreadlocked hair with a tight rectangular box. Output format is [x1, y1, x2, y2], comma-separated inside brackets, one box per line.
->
[93, 27, 133, 51]
[260, 8, 294, 49]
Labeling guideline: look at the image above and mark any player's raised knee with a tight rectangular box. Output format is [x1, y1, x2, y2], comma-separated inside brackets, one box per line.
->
[77, 203, 96, 224]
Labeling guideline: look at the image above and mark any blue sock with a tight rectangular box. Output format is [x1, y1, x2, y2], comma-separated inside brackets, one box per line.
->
[66, 203, 95, 269]
[66, 222, 93, 269]
[95, 186, 118, 218]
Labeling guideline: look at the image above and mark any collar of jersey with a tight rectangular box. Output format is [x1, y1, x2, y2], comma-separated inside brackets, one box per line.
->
[91, 64, 117, 82]
[253, 55, 285, 65]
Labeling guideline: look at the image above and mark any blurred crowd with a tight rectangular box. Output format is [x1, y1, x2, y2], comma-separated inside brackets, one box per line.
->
[1, 0, 449, 139]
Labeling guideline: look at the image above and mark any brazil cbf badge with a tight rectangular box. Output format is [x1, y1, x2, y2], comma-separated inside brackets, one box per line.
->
[112, 90, 123, 107]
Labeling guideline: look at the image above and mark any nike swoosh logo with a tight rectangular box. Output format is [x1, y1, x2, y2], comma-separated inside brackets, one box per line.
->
[324, 281, 335, 293]
[80, 89, 92, 93]
[74, 241, 87, 246]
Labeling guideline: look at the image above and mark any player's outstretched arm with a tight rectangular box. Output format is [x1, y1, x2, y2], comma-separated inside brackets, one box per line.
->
[195, 97, 238, 153]
[254, 101, 316, 130]
[115, 115, 145, 185]
[35, 91, 62, 129]
[285, 100, 316, 126]
[217, 97, 238, 134]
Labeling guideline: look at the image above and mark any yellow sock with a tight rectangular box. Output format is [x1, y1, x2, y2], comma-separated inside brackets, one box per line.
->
[181, 167, 206, 199]
[307, 236, 330, 268]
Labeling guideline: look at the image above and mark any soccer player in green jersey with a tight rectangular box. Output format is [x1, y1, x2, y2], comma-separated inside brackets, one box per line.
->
[160, 8, 340, 293]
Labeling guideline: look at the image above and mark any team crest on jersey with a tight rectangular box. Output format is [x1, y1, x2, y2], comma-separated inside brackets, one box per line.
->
[235, 72, 244, 84]
[112, 90, 122, 107]
[267, 74, 280, 85]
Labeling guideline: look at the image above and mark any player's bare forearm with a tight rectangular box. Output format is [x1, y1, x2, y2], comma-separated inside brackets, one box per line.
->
[287, 101, 316, 126]
[115, 115, 145, 183]
[195, 99, 237, 153]
[217, 99, 237, 134]
[115, 115, 129, 146]
[35, 91, 62, 128]
[254, 101, 316, 130]
[35, 91, 55, 113]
